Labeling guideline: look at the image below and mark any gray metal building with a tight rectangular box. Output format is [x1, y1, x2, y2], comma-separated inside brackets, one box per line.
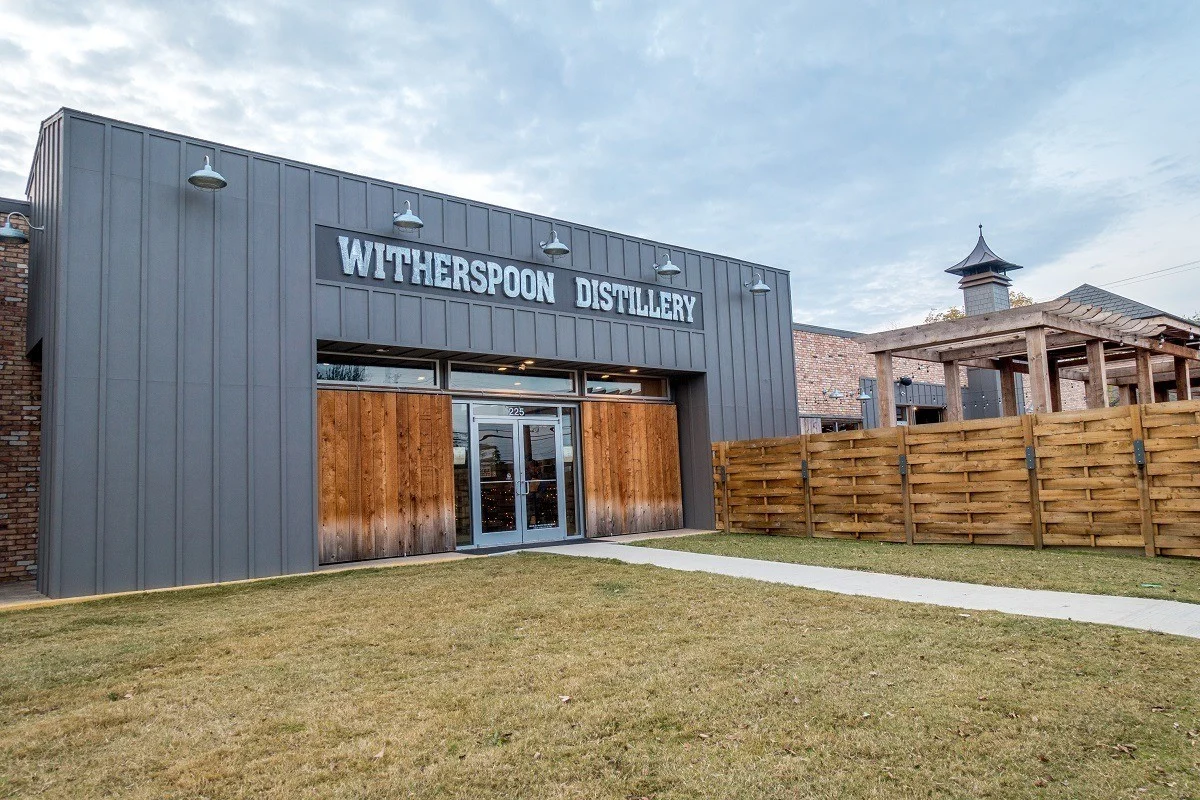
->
[20, 109, 798, 598]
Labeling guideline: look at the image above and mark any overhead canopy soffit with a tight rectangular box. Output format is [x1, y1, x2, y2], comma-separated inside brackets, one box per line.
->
[853, 299, 1200, 368]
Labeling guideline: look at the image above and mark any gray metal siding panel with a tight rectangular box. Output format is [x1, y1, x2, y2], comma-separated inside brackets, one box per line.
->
[38, 113, 318, 597]
[467, 205, 488, 250]
[514, 308, 535, 354]
[469, 305, 492, 351]
[342, 288, 369, 341]
[282, 164, 316, 574]
[674, 373, 714, 529]
[370, 290, 396, 342]
[535, 312, 556, 358]
[422, 297, 447, 347]
[398, 295, 421, 343]
[448, 301, 471, 350]
[445, 200, 467, 247]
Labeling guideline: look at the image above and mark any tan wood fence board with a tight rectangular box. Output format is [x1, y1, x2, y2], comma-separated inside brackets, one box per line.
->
[714, 399, 1200, 558]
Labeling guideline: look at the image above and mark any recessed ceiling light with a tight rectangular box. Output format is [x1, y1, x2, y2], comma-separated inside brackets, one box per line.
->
[375, 348, 388, 354]
[498, 366, 508, 372]
[523, 359, 535, 365]
[600, 374, 610, 379]
[629, 368, 639, 374]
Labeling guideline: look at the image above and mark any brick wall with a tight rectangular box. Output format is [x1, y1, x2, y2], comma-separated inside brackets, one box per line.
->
[0, 214, 40, 582]
[793, 327, 1086, 423]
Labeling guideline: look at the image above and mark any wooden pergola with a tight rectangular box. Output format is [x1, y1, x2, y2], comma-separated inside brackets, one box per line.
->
[854, 299, 1200, 427]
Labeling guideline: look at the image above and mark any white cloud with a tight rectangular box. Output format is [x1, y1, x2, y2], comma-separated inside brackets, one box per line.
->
[0, 1, 1197, 331]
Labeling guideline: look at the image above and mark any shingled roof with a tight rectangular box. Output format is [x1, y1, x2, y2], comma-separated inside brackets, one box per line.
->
[1059, 284, 1168, 320]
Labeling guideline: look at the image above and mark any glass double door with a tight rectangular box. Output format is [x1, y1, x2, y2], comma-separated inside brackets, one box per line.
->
[472, 415, 567, 546]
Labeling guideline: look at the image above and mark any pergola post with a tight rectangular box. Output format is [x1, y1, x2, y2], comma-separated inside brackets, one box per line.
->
[1026, 328, 1052, 414]
[943, 361, 963, 422]
[874, 352, 896, 428]
[1047, 356, 1062, 412]
[1135, 349, 1155, 404]
[999, 359, 1019, 416]
[1085, 339, 1108, 409]
[1175, 356, 1192, 401]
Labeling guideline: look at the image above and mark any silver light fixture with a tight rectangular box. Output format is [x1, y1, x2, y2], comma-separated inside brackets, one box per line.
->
[857, 389, 872, 401]
[653, 252, 681, 278]
[393, 200, 424, 230]
[745, 273, 771, 295]
[187, 156, 227, 191]
[540, 229, 570, 258]
[0, 211, 44, 243]
[822, 388, 845, 399]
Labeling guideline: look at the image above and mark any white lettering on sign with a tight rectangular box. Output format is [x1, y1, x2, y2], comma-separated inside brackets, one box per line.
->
[573, 276, 694, 323]
[332, 233, 695, 323]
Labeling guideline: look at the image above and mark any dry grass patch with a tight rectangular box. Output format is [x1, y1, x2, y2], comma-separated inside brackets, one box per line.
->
[638, 533, 1200, 604]
[1, 553, 1198, 799]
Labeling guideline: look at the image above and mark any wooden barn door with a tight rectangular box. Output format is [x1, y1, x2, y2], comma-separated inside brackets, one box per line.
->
[581, 401, 683, 536]
[317, 389, 454, 564]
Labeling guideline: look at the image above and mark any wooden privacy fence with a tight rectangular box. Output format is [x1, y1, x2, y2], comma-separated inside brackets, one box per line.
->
[713, 398, 1200, 558]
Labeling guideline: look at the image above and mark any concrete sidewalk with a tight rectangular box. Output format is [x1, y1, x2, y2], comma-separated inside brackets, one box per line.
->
[536, 541, 1200, 639]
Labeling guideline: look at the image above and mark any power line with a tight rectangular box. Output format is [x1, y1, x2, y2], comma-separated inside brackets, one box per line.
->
[1101, 258, 1200, 288]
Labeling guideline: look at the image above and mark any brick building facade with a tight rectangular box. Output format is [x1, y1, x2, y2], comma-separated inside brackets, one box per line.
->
[794, 322, 1086, 431]
[0, 206, 40, 582]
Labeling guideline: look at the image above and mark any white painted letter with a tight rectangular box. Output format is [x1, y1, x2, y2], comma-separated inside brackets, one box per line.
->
[338, 236, 373, 277]
[598, 281, 614, 311]
[519, 268, 538, 300]
[385, 245, 411, 282]
[372, 242, 387, 279]
[503, 265, 521, 298]
[575, 276, 592, 308]
[470, 260, 488, 293]
[536, 271, 556, 304]
[411, 250, 434, 286]
[451, 256, 471, 291]
[682, 295, 696, 323]
[434, 253, 453, 288]
[486, 262, 503, 295]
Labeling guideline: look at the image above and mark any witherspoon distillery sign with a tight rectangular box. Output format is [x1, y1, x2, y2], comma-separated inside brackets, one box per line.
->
[315, 226, 701, 328]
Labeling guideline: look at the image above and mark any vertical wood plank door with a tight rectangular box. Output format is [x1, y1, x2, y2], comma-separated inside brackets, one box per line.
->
[317, 389, 455, 564]
[581, 401, 683, 536]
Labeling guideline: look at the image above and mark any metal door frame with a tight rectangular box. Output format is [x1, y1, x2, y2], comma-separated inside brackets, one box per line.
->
[468, 404, 571, 547]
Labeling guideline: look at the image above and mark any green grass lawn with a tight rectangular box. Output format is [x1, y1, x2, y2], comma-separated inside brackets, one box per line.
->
[637, 534, 1200, 604]
[2, 554, 1199, 799]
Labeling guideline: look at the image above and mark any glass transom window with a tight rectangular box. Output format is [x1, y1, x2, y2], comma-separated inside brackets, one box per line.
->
[449, 363, 576, 395]
[316, 355, 437, 388]
[585, 372, 668, 398]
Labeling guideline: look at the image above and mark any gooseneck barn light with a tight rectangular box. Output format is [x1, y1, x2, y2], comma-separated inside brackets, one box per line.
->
[0, 211, 44, 243]
[393, 200, 424, 230]
[653, 253, 681, 278]
[540, 230, 570, 259]
[745, 273, 771, 295]
[857, 389, 872, 401]
[187, 156, 228, 191]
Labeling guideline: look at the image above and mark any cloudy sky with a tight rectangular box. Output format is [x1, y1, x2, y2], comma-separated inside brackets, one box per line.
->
[1, 1, 1197, 332]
